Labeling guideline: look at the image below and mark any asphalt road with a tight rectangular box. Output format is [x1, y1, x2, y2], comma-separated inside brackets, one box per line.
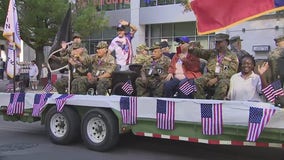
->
[0, 115, 284, 160]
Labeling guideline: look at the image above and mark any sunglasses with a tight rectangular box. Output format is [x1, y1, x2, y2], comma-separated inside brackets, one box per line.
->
[178, 42, 185, 45]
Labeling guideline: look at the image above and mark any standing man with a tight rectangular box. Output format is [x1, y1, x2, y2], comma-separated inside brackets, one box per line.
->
[109, 20, 137, 71]
[0, 58, 4, 80]
[267, 35, 284, 84]
[135, 42, 171, 97]
[29, 60, 39, 90]
[192, 33, 239, 100]
[229, 36, 249, 61]
[72, 41, 116, 95]
[229, 35, 249, 71]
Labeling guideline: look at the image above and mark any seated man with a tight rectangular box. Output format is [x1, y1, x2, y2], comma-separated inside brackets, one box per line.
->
[52, 34, 90, 94]
[227, 55, 268, 101]
[135, 42, 171, 97]
[164, 36, 202, 98]
[133, 44, 151, 65]
[71, 41, 116, 95]
[191, 33, 239, 100]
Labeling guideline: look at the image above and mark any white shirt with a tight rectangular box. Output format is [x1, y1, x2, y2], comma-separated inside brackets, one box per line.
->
[227, 72, 262, 101]
[29, 64, 39, 77]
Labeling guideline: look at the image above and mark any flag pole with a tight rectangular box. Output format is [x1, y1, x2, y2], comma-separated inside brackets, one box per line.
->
[12, 32, 16, 93]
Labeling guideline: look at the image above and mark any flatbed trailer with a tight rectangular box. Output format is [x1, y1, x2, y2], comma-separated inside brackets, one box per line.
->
[1, 92, 284, 151]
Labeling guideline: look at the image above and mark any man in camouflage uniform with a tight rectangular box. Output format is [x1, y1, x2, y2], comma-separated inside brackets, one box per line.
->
[135, 42, 171, 97]
[133, 44, 151, 65]
[53, 33, 90, 94]
[267, 35, 284, 84]
[72, 41, 116, 95]
[191, 33, 239, 100]
[229, 36, 249, 72]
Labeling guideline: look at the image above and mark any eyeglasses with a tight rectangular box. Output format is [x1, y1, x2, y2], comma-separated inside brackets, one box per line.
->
[178, 42, 185, 45]
[96, 47, 105, 50]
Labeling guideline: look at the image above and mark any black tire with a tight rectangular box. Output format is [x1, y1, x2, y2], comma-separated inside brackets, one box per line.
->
[45, 106, 80, 145]
[81, 108, 119, 151]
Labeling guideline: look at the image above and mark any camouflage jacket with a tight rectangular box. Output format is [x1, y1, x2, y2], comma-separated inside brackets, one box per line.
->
[267, 47, 284, 82]
[91, 53, 116, 77]
[133, 54, 152, 65]
[141, 55, 171, 79]
[230, 48, 250, 62]
[191, 48, 238, 80]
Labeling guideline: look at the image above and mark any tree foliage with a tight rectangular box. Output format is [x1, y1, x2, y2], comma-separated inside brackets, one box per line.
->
[73, 4, 108, 38]
[0, 0, 108, 64]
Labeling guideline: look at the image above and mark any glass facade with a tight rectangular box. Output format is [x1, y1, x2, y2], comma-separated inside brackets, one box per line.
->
[83, 22, 215, 54]
[145, 22, 215, 52]
[140, 0, 183, 7]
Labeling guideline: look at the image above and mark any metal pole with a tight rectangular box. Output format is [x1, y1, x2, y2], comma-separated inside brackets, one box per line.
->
[12, 32, 16, 93]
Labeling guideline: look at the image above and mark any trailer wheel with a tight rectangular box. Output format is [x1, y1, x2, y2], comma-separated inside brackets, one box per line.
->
[45, 106, 80, 145]
[81, 108, 119, 151]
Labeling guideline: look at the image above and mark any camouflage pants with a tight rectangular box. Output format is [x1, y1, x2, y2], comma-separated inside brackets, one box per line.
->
[54, 73, 80, 94]
[54, 77, 68, 94]
[194, 76, 230, 100]
[71, 77, 111, 95]
[135, 77, 164, 97]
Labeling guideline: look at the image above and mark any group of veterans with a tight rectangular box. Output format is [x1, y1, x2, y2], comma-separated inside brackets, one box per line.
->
[50, 19, 284, 102]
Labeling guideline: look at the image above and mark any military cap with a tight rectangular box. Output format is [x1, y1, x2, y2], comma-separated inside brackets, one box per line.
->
[136, 44, 149, 52]
[73, 33, 81, 39]
[160, 41, 170, 48]
[96, 41, 108, 49]
[116, 24, 126, 31]
[229, 36, 243, 44]
[175, 36, 190, 43]
[149, 42, 161, 50]
[72, 42, 81, 49]
[274, 35, 284, 43]
[215, 33, 229, 41]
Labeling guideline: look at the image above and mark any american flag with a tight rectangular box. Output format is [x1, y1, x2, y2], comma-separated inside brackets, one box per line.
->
[120, 96, 137, 125]
[32, 93, 53, 117]
[55, 94, 74, 112]
[7, 93, 25, 115]
[246, 107, 275, 142]
[200, 103, 223, 135]
[156, 99, 175, 130]
[42, 83, 54, 93]
[179, 78, 197, 95]
[262, 80, 284, 102]
[121, 80, 134, 95]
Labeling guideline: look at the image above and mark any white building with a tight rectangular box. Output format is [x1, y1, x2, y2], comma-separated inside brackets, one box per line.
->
[81, 0, 284, 59]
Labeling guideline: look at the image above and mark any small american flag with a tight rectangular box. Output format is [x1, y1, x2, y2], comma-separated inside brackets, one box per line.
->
[200, 103, 223, 135]
[120, 96, 137, 125]
[7, 93, 25, 115]
[121, 80, 134, 95]
[55, 94, 74, 112]
[262, 80, 284, 102]
[179, 78, 197, 95]
[246, 107, 275, 142]
[156, 99, 175, 130]
[32, 93, 53, 117]
[42, 83, 54, 93]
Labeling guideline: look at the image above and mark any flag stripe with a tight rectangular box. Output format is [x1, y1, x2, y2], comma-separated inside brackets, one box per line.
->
[246, 107, 275, 141]
[156, 100, 175, 130]
[201, 103, 223, 135]
[120, 97, 137, 125]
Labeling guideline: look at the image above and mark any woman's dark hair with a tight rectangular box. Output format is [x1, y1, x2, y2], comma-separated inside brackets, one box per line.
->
[240, 54, 255, 66]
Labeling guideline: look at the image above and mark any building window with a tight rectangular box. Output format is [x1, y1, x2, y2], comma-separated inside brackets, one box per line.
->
[141, 0, 182, 7]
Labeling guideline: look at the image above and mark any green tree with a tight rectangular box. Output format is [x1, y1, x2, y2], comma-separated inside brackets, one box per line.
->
[1, 0, 108, 69]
